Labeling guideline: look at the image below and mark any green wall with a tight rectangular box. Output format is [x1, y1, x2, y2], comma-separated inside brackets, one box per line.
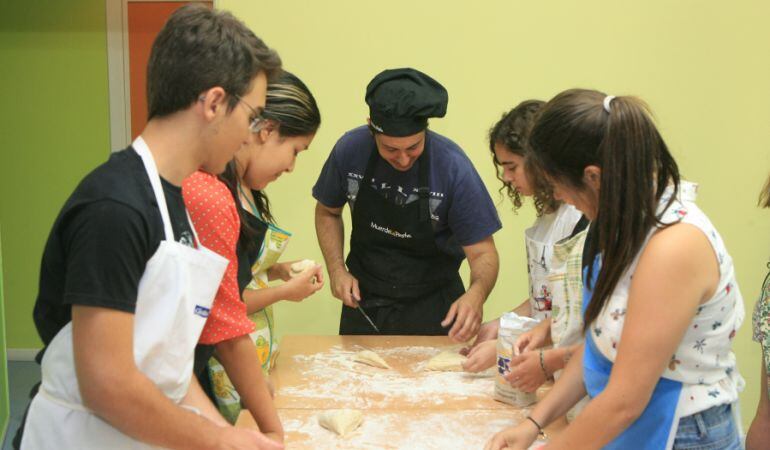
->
[0, 0, 111, 348]
[0, 0, 768, 432]
[0, 234, 9, 442]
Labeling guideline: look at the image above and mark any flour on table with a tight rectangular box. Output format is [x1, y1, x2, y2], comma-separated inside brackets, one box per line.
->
[282, 410, 530, 449]
[281, 346, 495, 407]
[353, 350, 391, 369]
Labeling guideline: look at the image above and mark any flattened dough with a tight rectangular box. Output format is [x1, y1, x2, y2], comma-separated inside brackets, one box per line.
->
[318, 409, 363, 436]
[353, 350, 391, 369]
[425, 350, 467, 372]
[290, 259, 316, 277]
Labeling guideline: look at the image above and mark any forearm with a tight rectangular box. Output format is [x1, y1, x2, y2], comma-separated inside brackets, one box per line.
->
[81, 366, 223, 450]
[216, 335, 283, 439]
[512, 297, 531, 317]
[73, 307, 223, 450]
[315, 204, 346, 273]
[466, 247, 499, 302]
[546, 386, 640, 450]
[527, 345, 588, 428]
[243, 286, 287, 314]
[544, 342, 578, 374]
[181, 375, 229, 426]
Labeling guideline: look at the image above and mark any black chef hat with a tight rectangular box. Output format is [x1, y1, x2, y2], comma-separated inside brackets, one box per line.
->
[365, 68, 448, 137]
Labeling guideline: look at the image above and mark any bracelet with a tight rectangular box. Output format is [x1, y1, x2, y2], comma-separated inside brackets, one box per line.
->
[526, 415, 548, 439]
[539, 349, 551, 379]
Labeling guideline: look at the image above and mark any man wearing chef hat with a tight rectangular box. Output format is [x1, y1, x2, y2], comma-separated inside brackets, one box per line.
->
[314, 68, 501, 342]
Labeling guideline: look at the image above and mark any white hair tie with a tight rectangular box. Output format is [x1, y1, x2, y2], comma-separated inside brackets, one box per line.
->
[603, 95, 616, 113]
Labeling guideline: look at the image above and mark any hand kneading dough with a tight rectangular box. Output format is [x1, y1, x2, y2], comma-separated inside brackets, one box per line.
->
[318, 409, 363, 436]
[425, 350, 467, 371]
[290, 259, 316, 276]
[353, 350, 391, 369]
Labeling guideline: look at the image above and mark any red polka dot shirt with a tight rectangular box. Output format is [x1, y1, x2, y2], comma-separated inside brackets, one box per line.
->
[182, 171, 254, 344]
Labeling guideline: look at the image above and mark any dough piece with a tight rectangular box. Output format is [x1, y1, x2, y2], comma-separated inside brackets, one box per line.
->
[353, 350, 391, 369]
[318, 409, 363, 436]
[425, 350, 467, 372]
[290, 259, 316, 277]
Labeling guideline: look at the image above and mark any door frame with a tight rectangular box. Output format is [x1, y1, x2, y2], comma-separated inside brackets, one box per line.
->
[105, 0, 220, 152]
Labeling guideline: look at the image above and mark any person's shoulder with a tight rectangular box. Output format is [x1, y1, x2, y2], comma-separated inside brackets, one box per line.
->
[182, 171, 237, 224]
[68, 147, 154, 214]
[427, 130, 473, 167]
[328, 126, 373, 171]
[334, 125, 374, 152]
[183, 170, 232, 200]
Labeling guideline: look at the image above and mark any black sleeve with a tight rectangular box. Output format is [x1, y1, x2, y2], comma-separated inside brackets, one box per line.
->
[62, 200, 153, 313]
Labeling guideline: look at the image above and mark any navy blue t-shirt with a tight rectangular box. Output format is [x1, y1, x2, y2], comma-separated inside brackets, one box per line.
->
[312, 126, 501, 261]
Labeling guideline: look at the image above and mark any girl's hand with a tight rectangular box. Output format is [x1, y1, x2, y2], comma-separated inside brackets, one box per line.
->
[268, 262, 293, 282]
[513, 320, 549, 355]
[460, 318, 499, 356]
[505, 349, 549, 393]
[484, 421, 540, 450]
[462, 339, 497, 372]
[280, 264, 324, 301]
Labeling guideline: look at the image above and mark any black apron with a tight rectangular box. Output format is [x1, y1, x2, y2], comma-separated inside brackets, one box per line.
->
[341, 139, 465, 335]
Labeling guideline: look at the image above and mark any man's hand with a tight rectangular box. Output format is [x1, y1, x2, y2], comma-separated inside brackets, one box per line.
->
[441, 290, 484, 342]
[329, 266, 361, 308]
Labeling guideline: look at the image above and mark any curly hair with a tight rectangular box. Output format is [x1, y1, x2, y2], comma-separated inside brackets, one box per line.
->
[488, 100, 558, 216]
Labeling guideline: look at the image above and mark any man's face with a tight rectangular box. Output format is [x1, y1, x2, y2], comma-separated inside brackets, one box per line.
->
[373, 130, 426, 172]
[201, 72, 268, 174]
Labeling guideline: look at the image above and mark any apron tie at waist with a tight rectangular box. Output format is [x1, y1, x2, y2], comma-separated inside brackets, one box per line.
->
[37, 386, 92, 414]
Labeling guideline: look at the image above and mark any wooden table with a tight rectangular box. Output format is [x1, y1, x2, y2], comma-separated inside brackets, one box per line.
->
[237, 335, 563, 449]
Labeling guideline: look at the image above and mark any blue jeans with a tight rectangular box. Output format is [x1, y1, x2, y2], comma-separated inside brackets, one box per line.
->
[673, 404, 742, 449]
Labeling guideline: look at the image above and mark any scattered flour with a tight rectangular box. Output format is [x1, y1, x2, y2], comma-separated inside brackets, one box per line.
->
[281, 410, 539, 450]
[280, 345, 497, 407]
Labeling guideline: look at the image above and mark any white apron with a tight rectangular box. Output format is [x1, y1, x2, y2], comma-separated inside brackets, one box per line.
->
[525, 203, 582, 321]
[21, 137, 228, 450]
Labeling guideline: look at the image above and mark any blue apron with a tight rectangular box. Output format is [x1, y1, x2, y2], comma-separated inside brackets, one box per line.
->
[582, 256, 683, 450]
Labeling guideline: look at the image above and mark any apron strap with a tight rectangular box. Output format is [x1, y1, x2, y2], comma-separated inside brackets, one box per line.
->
[417, 138, 431, 223]
[132, 136, 176, 242]
[133, 136, 202, 247]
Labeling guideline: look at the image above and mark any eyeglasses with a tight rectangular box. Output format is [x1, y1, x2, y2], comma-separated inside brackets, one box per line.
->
[234, 95, 267, 133]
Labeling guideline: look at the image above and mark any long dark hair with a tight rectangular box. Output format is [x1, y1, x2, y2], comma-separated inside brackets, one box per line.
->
[219, 71, 321, 255]
[528, 89, 680, 331]
[489, 100, 558, 216]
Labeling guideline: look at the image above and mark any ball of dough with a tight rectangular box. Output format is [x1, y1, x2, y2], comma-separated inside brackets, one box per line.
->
[290, 259, 316, 276]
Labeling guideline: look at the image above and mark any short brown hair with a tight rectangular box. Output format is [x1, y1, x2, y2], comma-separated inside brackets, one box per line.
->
[147, 4, 281, 119]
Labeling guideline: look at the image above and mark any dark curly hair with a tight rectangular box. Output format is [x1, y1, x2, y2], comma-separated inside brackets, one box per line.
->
[488, 100, 558, 216]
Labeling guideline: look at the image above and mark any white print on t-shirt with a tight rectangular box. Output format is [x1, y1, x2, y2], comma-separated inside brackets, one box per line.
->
[346, 174, 443, 221]
[370, 221, 412, 239]
[179, 230, 195, 248]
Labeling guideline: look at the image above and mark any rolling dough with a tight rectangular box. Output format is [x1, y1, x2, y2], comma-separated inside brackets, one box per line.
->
[318, 409, 363, 436]
[425, 350, 466, 371]
[353, 350, 391, 369]
[290, 259, 316, 276]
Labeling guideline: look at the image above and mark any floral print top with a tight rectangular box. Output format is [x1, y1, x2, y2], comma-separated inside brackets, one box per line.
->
[590, 181, 745, 418]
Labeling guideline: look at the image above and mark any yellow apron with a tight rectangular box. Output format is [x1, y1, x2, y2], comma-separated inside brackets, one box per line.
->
[208, 185, 292, 423]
